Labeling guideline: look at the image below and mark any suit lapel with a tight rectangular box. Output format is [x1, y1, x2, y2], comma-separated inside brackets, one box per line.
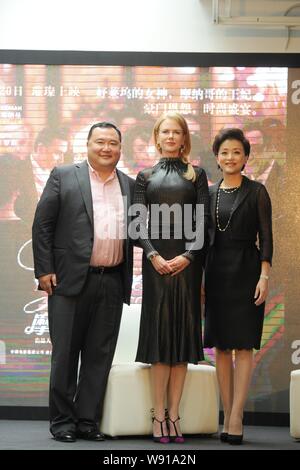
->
[210, 176, 252, 224]
[75, 161, 93, 227]
[117, 169, 131, 220]
[210, 180, 222, 227]
[116, 169, 131, 257]
[231, 175, 252, 216]
[116, 168, 131, 205]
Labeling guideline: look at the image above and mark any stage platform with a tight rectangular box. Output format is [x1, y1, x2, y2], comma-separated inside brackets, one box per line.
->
[0, 420, 299, 451]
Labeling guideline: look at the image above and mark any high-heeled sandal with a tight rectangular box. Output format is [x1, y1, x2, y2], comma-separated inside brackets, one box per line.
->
[151, 409, 170, 444]
[167, 416, 185, 443]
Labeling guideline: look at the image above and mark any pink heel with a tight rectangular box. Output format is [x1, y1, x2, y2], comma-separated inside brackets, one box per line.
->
[151, 409, 170, 444]
[167, 416, 184, 443]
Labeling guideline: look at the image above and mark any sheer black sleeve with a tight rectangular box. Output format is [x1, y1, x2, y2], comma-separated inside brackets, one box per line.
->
[183, 168, 210, 263]
[257, 184, 273, 264]
[132, 170, 158, 258]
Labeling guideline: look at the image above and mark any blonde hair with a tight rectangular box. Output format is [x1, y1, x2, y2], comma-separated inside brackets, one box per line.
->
[153, 112, 196, 182]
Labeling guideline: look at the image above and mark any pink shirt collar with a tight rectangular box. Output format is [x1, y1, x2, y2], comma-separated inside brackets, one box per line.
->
[87, 159, 117, 183]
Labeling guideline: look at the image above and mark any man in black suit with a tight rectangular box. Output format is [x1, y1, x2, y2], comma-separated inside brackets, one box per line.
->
[32, 122, 134, 442]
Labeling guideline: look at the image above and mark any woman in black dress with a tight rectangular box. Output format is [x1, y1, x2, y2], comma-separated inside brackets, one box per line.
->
[204, 128, 273, 445]
[133, 112, 209, 443]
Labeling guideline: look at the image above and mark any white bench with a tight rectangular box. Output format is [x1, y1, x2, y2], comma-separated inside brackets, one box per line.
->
[290, 369, 300, 439]
[100, 305, 219, 437]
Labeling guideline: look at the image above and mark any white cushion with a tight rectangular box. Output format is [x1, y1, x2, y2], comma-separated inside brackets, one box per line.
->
[290, 369, 300, 438]
[101, 362, 219, 437]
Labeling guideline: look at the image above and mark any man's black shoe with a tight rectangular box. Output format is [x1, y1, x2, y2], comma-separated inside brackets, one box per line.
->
[54, 431, 76, 442]
[76, 429, 105, 441]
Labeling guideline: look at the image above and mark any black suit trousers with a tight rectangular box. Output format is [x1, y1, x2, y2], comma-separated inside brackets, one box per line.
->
[48, 269, 124, 435]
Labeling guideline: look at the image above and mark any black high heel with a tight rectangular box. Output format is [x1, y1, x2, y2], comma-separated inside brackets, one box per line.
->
[220, 432, 228, 442]
[151, 409, 170, 444]
[228, 433, 243, 445]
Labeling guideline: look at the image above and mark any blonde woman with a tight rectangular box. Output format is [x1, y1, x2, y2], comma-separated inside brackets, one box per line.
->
[133, 112, 209, 443]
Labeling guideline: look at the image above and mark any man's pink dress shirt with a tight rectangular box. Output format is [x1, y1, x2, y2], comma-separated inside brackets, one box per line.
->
[88, 162, 124, 267]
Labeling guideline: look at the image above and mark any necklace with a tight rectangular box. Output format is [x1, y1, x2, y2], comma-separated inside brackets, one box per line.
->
[216, 186, 240, 232]
[220, 186, 239, 194]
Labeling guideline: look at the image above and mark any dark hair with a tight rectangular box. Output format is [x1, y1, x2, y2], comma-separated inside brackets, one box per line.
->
[212, 128, 251, 156]
[122, 125, 152, 168]
[87, 122, 122, 143]
[34, 127, 68, 152]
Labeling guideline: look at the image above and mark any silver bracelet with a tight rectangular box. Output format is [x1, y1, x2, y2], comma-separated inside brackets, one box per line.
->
[260, 274, 269, 280]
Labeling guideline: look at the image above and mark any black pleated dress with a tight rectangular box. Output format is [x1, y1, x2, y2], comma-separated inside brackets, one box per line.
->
[134, 158, 209, 365]
[204, 182, 272, 351]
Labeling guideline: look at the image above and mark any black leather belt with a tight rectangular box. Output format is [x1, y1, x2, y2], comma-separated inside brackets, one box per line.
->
[88, 264, 123, 274]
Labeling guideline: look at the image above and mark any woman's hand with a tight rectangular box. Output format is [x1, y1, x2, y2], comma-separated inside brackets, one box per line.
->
[254, 278, 269, 306]
[151, 255, 173, 275]
[168, 255, 190, 276]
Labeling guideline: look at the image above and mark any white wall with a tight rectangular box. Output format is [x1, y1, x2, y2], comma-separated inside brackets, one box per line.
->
[0, 0, 299, 53]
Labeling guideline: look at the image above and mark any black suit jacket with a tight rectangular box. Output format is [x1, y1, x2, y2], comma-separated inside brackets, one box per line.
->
[208, 176, 273, 263]
[32, 161, 135, 304]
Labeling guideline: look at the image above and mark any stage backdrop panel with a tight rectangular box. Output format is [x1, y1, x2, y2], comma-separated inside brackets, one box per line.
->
[0, 55, 297, 414]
